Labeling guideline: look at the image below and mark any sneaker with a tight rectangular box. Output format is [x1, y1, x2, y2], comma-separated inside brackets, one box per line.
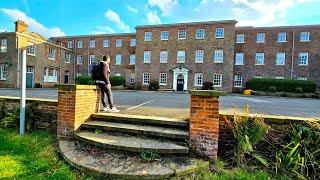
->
[109, 107, 120, 113]
[100, 107, 110, 111]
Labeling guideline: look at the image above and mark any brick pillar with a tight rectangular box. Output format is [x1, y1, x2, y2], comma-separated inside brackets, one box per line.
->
[57, 85, 100, 139]
[189, 90, 226, 160]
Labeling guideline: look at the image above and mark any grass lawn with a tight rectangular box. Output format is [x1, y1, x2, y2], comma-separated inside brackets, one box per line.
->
[0, 129, 278, 180]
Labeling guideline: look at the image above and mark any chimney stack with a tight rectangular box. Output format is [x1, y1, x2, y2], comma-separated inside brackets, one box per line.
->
[15, 20, 28, 33]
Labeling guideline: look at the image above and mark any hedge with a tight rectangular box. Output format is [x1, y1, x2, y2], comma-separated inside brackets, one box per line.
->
[75, 76, 125, 86]
[246, 78, 316, 93]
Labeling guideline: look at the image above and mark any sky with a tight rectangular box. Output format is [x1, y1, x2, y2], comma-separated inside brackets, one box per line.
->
[0, 0, 320, 37]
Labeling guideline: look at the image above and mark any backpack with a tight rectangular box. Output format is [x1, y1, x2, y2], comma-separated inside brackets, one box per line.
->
[91, 62, 102, 81]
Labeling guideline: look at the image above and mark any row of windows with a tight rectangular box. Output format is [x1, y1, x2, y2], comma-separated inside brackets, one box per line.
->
[67, 38, 136, 49]
[235, 52, 309, 66]
[144, 28, 225, 41]
[76, 54, 136, 65]
[143, 50, 224, 63]
[142, 73, 243, 87]
[236, 31, 310, 44]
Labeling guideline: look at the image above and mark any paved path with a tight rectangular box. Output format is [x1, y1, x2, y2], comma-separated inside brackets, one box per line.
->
[0, 89, 319, 119]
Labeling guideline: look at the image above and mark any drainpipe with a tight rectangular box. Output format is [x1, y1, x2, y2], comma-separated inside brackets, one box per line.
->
[88, 37, 90, 75]
[290, 30, 295, 79]
[16, 36, 20, 88]
[59, 42, 62, 84]
[74, 37, 76, 82]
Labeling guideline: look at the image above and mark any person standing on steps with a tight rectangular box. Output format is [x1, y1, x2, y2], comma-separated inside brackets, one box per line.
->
[95, 55, 119, 112]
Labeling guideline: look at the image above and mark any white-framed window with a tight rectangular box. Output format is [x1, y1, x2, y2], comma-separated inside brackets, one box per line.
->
[143, 73, 150, 85]
[130, 74, 135, 83]
[103, 39, 109, 47]
[130, 38, 136, 46]
[115, 54, 122, 65]
[178, 30, 186, 39]
[27, 42, 35, 55]
[235, 53, 244, 65]
[196, 29, 205, 39]
[160, 51, 168, 63]
[300, 32, 310, 42]
[255, 53, 264, 65]
[144, 32, 152, 41]
[0, 64, 7, 80]
[1, 38, 7, 52]
[115, 73, 121, 77]
[256, 33, 265, 43]
[161, 31, 169, 40]
[213, 74, 222, 87]
[67, 40, 73, 49]
[297, 76, 308, 81]
[194, 73, 203, 86]
[278, 32, 287, 42]
[43, 67, 57, 82]
[215, 28, 224, 38]
[214, 50, 224, 63]
[77, 40, 83, 48]
[130, 54, 136, 65]
[159, 73, 167, 85]
[299, 52, 308, 66]
[144, 51, 151, 63]
[116, 39, 122, 47]
[234, 75, 242, 87]
[276, 53, 285, 65]
[48, 47, 55, 60]
[77, 55, 83, 65]
[275, 76, 284, 79]
[89, 55, 95, 65]
[89, 40, 95, 48]
[236, 34, 245, 43]
[65, 53, 71, 63]
[195, 50, 204, 63]
[177, 50, 186, 63]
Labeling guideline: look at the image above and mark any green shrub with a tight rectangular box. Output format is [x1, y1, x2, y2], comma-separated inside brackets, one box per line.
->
[246, 78, 316, 93]
[295, 87, 303, 94]
[202, 82, 213, 90]
[110, 76, 125, 86]
[148, 80, 159, 91]
[227, 105, 269, 167]
[268, 86, 277, 92]
[75, 76, 94, 85]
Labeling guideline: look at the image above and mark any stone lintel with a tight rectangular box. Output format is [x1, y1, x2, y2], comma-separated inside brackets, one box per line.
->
[57, 84, 98, 90]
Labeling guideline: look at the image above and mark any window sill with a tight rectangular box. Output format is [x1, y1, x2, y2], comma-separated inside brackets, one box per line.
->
[160, 62, 168, 64]
[143, 62, 151, 64]
[178, 38, 186, 40]
[277, 41, 287, 43]
[195, 62, 204, 64]
[234, 86, 242, 88]
[298, 64, 308, 66]
[116, 46, 122, 48]
[214, 61, 224, 64]
[256, 41, 265, 43]
[177, 62, 185, 63]
[236, 42, 245, 44]
[65, 61, 70, 64]
[276, 64, 285, 66]
[194, 85, 203, 87]
[0, 79, 6, 81]
[48, 58, 55, 60]
[159, 83, 167, 86]
[213, 85, 222, 88]
[77, 64, 82, 65]
[300, 40, 310, 42]
[235, 64, 244, 66]
[78, 47, 82, 49]
[196, 38, 205, 40]
[215, 37, 224, 39]
[27, 53, 36, 56]
[161, 39, 169, 41]
[142, 83, 149, 85]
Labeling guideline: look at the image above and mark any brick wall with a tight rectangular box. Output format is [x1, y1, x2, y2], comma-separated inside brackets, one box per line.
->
[189, 90, 226, 160]
[0, 96, 57, 132]
[57, 85, 100, 139]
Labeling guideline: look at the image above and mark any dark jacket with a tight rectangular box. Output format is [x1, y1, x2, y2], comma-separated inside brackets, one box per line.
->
[101, 61, 110, 84]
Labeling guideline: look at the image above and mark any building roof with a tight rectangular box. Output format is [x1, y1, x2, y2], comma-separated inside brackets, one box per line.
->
[53, 32, 136, 39]
[236, 24, 320, 30]
[136, 20, 238, 29]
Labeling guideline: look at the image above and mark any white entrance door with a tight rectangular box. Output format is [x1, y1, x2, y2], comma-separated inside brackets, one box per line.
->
[172, 67, 189, 91]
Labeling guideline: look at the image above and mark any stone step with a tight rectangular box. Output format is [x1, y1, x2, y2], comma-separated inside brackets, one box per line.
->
[59, 140, 209, 179]
[75, 131, 189, 154]
[91, 113, 188, 128]
[81, 120, 189, 140]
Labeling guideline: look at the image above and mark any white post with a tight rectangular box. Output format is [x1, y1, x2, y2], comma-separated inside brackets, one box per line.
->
[20, 49, 26, 135]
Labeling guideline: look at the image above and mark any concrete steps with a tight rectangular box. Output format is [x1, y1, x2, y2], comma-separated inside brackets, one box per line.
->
[81, 120, 189, 140]
[75, 131, 189, 154]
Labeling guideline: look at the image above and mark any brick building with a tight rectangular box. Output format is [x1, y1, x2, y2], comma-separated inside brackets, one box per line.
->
[0, 20, 74, 88]
[1, 20, 319, 91]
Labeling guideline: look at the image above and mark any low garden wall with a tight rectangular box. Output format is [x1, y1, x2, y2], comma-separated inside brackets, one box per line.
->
[0, 96, 57, 133]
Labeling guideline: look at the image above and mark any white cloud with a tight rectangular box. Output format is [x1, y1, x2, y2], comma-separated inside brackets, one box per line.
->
[0, 8, 65, 37]
[92, 25, 116, 34]
[104, 9, 131, 32]
[147, 0, 179, 16]
[127, 5, 138, 13]
[147, 11, 162, 24]
[231, 0, 306, 26]
[0, 28, 7, 32]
